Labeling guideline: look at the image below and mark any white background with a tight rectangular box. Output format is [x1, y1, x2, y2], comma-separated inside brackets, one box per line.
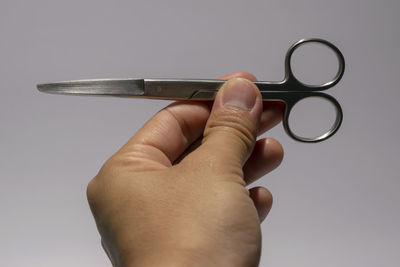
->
[1, 0, 399, 266]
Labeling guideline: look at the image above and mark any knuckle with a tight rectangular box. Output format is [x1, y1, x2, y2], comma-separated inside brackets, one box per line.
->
[205, 109, 256, 153]
[86, 156, 120, 209]
[267, 138, 284, 165]
[97, 155, 122, 179]
[86, 177, 99, 208]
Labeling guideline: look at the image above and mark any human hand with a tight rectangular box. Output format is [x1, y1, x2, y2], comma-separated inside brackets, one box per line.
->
[87, 72, 284, 267]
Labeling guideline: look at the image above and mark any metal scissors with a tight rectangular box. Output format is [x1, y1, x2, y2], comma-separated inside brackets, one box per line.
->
[37, 38, 344, 143]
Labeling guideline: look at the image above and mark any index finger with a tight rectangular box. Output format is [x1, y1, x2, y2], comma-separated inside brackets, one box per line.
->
[117, 72, 257, 170]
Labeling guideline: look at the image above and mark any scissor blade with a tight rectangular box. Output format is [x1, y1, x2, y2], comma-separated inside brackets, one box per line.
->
[37, 79, 145, 96]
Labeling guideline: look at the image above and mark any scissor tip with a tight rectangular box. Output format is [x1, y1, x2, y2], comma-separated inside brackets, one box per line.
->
[37, 83, 52, 93]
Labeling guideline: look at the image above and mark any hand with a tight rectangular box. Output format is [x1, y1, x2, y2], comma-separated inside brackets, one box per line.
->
[87, 72, 284, 267]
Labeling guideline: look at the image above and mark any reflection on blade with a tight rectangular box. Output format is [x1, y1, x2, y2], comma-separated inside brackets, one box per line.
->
[37, 79, 145, 96]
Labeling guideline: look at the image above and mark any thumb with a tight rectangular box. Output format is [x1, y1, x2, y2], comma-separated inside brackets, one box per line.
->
[199, 78, 263, 174]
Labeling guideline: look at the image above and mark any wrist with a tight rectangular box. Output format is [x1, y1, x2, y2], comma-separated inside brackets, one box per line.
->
[122, 247, 258, 267]
[122, 247, 220, 267]
[111, 222, 260, 267]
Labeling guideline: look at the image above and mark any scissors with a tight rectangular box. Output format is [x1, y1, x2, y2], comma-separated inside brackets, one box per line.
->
[37, 38, 344, 143]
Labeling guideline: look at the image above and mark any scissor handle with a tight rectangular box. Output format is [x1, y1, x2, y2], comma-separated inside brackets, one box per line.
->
[283, 38, 345, 91]
[261, 91, 343, 142]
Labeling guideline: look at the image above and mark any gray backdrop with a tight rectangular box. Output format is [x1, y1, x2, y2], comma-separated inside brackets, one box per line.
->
[1, 0, 399, 266]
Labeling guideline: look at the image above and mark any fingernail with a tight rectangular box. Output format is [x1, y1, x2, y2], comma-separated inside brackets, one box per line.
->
[222, 78, 257, 111]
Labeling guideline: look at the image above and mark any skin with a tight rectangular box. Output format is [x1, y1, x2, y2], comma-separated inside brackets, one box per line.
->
[87, 72, 284, 267]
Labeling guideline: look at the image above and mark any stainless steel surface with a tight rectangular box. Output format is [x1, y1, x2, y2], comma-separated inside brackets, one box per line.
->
[37, 38, 344, 143]
[38, 79, 145, 96]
